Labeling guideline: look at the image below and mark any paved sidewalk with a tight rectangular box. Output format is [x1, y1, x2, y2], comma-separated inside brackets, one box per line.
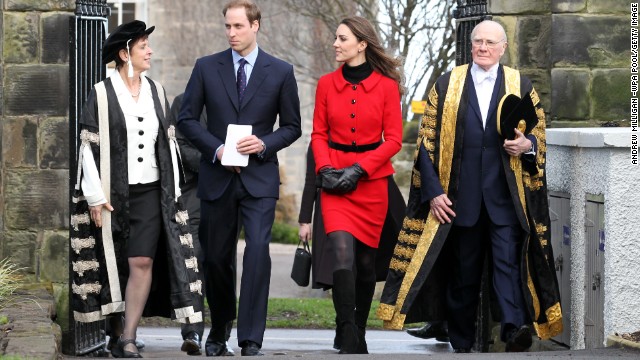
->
[130, 326, 639, 359]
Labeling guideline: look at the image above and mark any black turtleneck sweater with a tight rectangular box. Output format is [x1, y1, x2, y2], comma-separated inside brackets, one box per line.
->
[342, 62, 373, 84]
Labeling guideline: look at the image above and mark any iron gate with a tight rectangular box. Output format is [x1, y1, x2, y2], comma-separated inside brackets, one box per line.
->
[454, 0, 491, 65]
[67, 0, 110, 356]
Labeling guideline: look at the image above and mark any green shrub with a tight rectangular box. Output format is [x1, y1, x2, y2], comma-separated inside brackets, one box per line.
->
[271, 221, 299, 244]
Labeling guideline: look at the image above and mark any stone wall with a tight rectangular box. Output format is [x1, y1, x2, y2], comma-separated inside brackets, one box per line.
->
[491, 0, 630, 127]
[1, 1, 74, 284]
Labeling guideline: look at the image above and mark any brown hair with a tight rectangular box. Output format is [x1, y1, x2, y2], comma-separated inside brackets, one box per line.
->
[340, 16, 404, 95]
[223, 0, 261, 28]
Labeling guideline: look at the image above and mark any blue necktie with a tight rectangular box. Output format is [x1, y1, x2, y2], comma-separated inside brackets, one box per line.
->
[237, 58, 247, 103]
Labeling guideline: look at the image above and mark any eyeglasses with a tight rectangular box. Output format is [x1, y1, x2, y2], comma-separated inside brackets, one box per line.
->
[471, 39, 505, 48]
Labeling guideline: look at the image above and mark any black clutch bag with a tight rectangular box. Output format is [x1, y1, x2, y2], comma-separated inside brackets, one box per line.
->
[290, 240, 312, 287]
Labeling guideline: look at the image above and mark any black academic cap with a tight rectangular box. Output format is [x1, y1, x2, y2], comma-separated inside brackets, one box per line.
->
[497, 91, 538, 140]
[102, 20, 155, 64]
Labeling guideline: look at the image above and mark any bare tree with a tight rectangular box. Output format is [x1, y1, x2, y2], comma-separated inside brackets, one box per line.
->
[265, 0, 456, 121]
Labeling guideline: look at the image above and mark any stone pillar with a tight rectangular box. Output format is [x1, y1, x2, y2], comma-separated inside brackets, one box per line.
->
[1, 1, 74, 283]
[490, 0, 630, 127]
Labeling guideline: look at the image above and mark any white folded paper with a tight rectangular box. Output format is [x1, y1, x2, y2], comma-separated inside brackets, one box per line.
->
[221, 124, 252, 167]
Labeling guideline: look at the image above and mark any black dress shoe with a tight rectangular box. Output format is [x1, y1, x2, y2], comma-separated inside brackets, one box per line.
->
[108, 337, 145, 352]
[205, 340, 227, 357]
[111, 337, 143, 358]
[505, 325, 532, 352]
[453, 348, 471, 353]
[240, 341, 264, 356]
[181, 332, 202, 356]
[406, 322, 449, 342]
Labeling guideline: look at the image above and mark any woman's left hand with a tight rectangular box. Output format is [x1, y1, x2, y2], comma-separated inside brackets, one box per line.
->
[299, 223, 311, 243]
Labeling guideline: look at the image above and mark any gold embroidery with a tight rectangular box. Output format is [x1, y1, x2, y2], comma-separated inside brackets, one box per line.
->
[389, 257, 409, 272]
[393, 245, 416, 259]
[526, 252, 541, 321]
[533, 303, 563, 339]
[376, 303, 395, 321]
[536, 223, 548, 234]
[438, 65, 467, 194]
[397, 231, 420, 246]
[403, 218, 425, 232]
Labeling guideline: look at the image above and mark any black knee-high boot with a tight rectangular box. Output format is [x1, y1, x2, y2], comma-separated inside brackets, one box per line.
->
[354, 279, 376, 354]
[332, 269, 359, 354]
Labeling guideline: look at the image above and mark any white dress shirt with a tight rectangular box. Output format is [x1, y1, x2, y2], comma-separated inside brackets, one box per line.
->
[470, 62, 499, 129]
[81, 71, 160, 206]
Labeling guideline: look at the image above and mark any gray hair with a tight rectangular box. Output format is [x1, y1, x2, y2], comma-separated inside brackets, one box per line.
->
[471, 20, 507, 42]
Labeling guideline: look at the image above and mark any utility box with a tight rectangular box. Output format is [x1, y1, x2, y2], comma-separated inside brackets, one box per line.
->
[584, 194, 605, 349]
[548, 191, 571, 346]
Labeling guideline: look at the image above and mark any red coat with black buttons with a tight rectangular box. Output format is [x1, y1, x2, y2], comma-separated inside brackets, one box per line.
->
[311, 66, 403, 178]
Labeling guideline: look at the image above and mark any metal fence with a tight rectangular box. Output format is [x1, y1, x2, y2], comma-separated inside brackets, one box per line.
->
[67, 0, 110, 356]
[453, 0, 491, 65]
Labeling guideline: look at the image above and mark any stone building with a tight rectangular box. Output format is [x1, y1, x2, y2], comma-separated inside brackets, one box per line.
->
[0, 0, 634, 352]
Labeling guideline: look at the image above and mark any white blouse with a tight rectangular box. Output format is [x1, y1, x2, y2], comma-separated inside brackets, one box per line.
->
[81, 71, 160, 206]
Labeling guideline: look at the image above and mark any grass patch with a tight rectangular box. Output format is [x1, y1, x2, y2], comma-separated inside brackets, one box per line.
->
[140, 298, 385, 329]
[266, 298, 383, 330]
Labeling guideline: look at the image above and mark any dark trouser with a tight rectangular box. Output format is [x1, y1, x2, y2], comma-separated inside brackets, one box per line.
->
[180, 182, 205, 339]
[446, 204, 528, 350]
[200, 175, 276, 347]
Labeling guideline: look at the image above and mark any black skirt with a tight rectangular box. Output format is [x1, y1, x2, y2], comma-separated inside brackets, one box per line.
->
[127, 181, 162, 258]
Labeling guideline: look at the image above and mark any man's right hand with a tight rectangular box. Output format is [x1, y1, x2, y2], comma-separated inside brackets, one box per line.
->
[217, 145, 241, 173]
[429, 194, 456, 224]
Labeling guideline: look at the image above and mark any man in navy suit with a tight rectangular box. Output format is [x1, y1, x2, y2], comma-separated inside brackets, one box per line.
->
[177, 0, 301, 356]
[378, 19, 561, 354]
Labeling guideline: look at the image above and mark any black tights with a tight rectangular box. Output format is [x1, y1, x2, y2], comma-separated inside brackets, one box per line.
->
[328, 231, 376, 283]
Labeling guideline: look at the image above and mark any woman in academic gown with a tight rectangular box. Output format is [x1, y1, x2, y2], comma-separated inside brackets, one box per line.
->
[70, 20, 202, 358]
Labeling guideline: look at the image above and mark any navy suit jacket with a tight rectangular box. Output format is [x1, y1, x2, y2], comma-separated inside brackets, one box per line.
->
[177, 48, 301, 201]
[418, 65, 537, 227]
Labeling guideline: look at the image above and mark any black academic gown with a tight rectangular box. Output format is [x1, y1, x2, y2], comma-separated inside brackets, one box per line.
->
[70, 77, 203, 324]
[377, 65, 562, 340]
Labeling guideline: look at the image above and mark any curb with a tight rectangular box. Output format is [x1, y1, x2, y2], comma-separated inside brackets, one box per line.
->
[606, 334, 640, 351]
[1, 286, 61, 360]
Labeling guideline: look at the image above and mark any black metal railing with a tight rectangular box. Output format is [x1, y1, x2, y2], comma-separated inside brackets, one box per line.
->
[453, 0, 490, 65]
[67, 0, 110, 356]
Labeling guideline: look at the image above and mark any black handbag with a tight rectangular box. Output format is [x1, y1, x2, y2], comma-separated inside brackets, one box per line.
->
[290, 240, 312, 287]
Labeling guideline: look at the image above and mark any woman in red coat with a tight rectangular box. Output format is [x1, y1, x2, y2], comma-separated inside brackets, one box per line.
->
[311, 16, 403, 354]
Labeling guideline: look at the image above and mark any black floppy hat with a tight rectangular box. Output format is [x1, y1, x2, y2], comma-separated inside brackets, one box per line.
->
[497, 91, 538, 140]
[102, 20, 155, 64]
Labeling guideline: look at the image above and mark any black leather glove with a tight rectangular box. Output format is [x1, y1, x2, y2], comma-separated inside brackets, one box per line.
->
[336, 163, 366, 193]
[316, 167, 345, 193]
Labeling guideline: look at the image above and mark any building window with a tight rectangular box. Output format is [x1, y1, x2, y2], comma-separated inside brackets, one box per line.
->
[107, 0, 148, 32]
